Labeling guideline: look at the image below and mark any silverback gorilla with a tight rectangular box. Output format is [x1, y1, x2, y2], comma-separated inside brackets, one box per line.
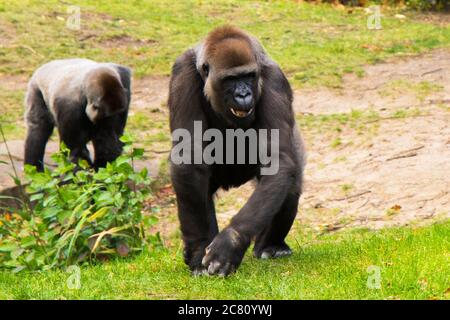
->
[24, 59, 131, 171]
[168, 26, 305, 276]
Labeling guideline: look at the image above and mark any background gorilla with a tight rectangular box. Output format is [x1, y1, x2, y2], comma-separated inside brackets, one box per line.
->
[24, 58, 131, 171]
[168, 26, 305, 276]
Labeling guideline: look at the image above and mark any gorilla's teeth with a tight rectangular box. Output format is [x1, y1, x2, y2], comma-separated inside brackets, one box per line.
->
[231, 108, 253, 118]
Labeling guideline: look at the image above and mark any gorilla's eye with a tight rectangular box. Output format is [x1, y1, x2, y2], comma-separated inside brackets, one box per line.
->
[93, 105, 100, 111]
[202, 63, 209, 76]
[245, 72, 256, 79]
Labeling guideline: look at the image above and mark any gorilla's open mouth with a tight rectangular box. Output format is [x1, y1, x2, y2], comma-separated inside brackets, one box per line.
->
[230, 107, 253, 118]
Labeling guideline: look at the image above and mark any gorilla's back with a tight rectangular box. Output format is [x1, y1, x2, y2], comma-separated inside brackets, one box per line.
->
[30, 59, 124, 120]
[33, 59, 97, 109]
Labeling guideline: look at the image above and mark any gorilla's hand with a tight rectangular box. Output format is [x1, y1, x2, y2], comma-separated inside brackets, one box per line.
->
[201, 227, 250, 276]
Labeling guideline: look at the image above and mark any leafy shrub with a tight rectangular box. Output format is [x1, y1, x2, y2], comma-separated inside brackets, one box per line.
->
[304, 0, 449, 10]
[404, 0, 449, 10]
[0, 135, 158, 272]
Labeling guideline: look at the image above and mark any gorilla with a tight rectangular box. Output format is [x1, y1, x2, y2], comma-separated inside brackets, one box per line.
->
[24, 58, 131, 171]
[168, 26, 305, 276]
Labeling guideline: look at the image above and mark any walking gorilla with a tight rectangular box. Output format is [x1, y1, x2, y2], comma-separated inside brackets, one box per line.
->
[24, 59, 131, 171]
[168, 26, 305, 276]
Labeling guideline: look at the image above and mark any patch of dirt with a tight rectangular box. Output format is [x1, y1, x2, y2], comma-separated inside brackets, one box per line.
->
[132, 76, 170, 110]
[300, 106, 450, 230]
[99, 35, 158, 49]
[294, 49, 450, 114]
[0, 74, 28, 90]
[82, 11, 116, 22]
[0, 19, 17, 47]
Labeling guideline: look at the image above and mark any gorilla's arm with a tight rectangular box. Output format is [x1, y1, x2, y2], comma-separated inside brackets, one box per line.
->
[24, 81, 55, 171]
[168, 50, 220, 273]
[231, 62, 297, 236]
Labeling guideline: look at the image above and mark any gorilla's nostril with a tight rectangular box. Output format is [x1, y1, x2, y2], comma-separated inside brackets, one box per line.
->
[235, 92, 250, 99]
[234, 92, 253, 107]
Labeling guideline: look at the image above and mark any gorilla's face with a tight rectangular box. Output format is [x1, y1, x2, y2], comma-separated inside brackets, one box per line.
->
[203, 63, 261, 127]
[86, 91, 127, 123]
[85, 71, 127, 123]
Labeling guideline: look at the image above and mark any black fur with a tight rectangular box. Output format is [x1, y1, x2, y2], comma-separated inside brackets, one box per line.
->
[168, 27, 305, 276]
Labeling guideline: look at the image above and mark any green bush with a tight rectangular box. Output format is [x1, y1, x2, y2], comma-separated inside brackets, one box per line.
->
[0, 135, 158, 272]
[304, 0, 449, 11]
[404, 0, 449, 10]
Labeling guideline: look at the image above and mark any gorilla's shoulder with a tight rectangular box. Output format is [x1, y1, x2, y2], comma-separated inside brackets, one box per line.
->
[172, 49, 197, 77]
[104, 63, 132, 77]
[103, 63, 132, 89]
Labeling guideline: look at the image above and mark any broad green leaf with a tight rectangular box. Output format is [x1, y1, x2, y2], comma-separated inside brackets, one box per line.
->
[87, 207, 111, 222]
[0, 244, 19, 252]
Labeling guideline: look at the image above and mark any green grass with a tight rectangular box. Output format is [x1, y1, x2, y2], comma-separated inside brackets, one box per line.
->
[0, 87, 26, 139]
[0, 1, 450, 87]
[0, 221, 448, 299]
[379, 80, 443, 102]
[296, 109, 382, 146]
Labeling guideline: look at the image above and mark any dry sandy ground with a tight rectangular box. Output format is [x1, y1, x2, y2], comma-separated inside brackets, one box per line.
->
[294, 49, 450, 114]
[296, 49, 450, 230]
[1, 49, 449, 234]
